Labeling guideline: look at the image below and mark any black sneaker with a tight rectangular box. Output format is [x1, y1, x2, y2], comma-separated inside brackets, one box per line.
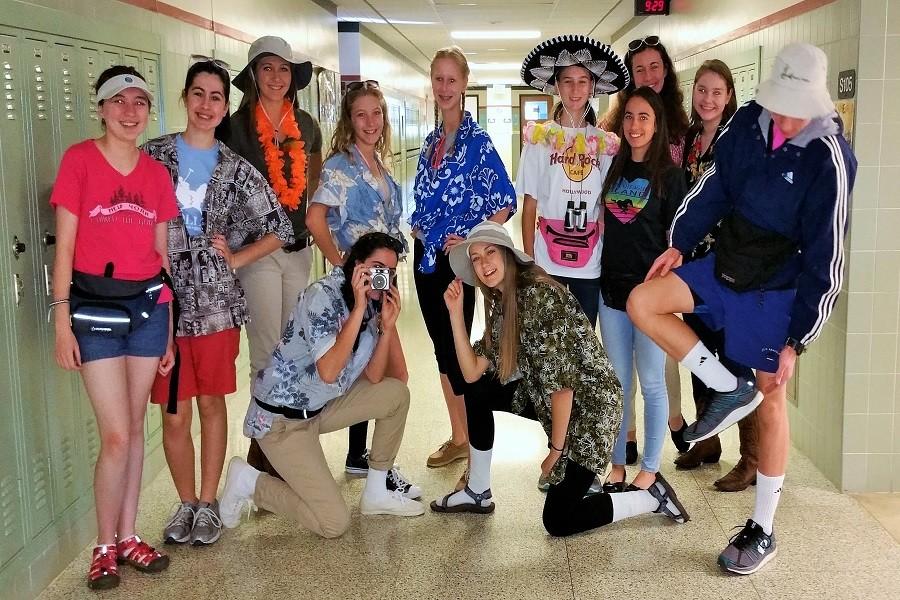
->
[386, 467, 422, 499]
[718, 519, 778, 575]
[684, 376, 762, 443]
[345, 450, 369, 477]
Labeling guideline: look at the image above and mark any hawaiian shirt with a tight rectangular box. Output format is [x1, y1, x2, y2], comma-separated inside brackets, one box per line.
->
[311, 147, 408, 255]
[143, 134, 294, 337]
[409, 111, 516, 273]
[243, 267, 379, 438]
[474, 278, 623, 484]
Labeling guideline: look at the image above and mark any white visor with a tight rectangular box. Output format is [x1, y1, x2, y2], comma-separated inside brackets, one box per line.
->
[96, 74, 154, 104]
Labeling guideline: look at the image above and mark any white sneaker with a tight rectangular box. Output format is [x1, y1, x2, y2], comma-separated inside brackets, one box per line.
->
[219, 457, 260, 528]
[360, 490, 425, 517]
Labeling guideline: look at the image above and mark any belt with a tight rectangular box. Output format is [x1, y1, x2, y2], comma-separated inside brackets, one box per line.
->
[254, 397, 323, 420]
[283, 238, 310, 253]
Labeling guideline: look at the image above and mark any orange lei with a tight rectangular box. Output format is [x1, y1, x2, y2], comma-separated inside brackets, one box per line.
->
[255, 100, 307, 210]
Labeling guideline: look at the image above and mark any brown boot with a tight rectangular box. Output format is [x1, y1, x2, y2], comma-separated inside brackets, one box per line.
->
[674, 435, 722, 469]
[714, 408, 759, 492]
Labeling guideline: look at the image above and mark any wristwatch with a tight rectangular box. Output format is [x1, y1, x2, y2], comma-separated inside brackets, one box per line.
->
[784, 337, 806, 355]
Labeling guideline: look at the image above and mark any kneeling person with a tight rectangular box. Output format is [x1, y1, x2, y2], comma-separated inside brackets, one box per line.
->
[220, 232, 424, 537]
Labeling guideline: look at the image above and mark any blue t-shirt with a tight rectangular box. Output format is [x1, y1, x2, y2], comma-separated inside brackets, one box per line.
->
[174, 134, 218, 236]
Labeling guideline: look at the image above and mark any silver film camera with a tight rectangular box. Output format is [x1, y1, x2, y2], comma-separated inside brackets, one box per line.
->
[369, 267, 393, 290]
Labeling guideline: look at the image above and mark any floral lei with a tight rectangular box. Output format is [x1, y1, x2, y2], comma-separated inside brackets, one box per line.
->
[522, 120, 620, 157]
[256, 99, 307, 210]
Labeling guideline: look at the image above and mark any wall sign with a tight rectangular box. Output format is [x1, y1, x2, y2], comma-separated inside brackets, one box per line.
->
[838, 69, 855, 99]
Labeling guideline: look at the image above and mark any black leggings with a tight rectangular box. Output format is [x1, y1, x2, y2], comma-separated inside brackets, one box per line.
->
[465, 375, 615, 537]
[413, 238, 475, 396]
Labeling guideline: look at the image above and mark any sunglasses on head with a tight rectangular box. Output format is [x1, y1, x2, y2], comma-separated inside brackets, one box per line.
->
[346, 79, 380, 92]
[190, 54, 232, 72]
[627, 35, 661, 53]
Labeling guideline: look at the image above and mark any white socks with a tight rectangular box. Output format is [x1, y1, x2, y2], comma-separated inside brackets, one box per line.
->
[363, 468, 390, 502]
[681, 341, 738, 392]
[609, 488, 659, 523]
[752, 472, 784, 535]
[444, 446, 493, 508]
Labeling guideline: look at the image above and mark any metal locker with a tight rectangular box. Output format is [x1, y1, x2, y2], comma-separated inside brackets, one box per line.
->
[140, 54, 162, 145]
[0, 31, 53, 541]
[0, 31, 28, 573]
[79, 45, 103, 138]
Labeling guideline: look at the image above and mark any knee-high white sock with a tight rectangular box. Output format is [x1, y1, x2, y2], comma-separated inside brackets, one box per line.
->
[443, 447, 493, 508]
[363, 468, 389, 501]
[681, 341, 738, 392]
[751, 472, 784, 535]
[609, 489, 659, 523]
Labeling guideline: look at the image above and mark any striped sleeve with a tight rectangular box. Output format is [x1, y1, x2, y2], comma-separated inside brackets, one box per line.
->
[789, 135, 856, 347]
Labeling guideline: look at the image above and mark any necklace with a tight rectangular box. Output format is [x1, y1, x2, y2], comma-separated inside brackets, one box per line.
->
[255, 99, 307, 210]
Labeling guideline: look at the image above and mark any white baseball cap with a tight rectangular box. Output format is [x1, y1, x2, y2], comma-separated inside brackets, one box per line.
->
[96, 73, 154, 104]
[756, 43, 833, 119]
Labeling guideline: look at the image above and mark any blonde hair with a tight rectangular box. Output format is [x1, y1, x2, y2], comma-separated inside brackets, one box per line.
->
[327, 85, 392, 167]
[475, 248, 562, 382]
[431, 45, 469, 125]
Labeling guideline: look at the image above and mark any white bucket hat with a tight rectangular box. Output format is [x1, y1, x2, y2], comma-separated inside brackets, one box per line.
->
[233, 36, 313, 93]
[96, 73, 154, 103]
[756, 43, 833, 119]
[449, 222, 534, 287]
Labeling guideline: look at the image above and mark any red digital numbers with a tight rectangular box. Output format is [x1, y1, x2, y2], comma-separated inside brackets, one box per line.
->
[635, 0, 669, 15]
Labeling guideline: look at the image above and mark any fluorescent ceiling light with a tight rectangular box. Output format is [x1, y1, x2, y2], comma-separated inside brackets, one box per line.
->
[472, 77, 524, 85]
[451, 30, 540, 39]
[339, 17, 436, 24]
[469, 62, 521, 70]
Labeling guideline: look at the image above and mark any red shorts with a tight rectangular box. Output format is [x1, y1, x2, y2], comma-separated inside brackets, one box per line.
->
[151, 327, 241, 404]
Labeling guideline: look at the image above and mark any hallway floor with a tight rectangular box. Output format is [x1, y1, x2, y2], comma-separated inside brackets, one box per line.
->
[39, 237, 900, 600]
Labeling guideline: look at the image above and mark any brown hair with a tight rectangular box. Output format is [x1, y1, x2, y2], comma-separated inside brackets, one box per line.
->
[430, 46, 469, 125]
[475, 248, 562, 382]
[602, 41, 689, 143]
[687, 59, 738, 138]
[600, 87, 675, 206]
[327, 85, 392, 167]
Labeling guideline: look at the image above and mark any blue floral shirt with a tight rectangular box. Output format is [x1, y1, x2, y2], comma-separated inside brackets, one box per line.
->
[312, 146, 408, 255]
[409, 112, 517, 273]
[243, 267, 379, 438]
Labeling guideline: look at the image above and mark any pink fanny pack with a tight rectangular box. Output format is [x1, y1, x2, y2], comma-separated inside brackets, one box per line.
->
[538, 217, 600, 268]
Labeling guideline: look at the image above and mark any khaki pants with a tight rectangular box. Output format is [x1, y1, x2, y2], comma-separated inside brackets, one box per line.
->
[238, 246, 313, 378]
[254, 377, 410, 538]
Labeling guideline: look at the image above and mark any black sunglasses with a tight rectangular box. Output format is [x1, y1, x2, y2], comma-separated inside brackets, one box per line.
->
[346, 79, 380, 92]
[190, 54, 232, 72]
[627, 35, 661, 53]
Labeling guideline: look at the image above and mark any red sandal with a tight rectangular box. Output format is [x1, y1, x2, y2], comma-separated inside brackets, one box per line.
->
[116, 535, 170, 573]
[88, 544, 120, 590]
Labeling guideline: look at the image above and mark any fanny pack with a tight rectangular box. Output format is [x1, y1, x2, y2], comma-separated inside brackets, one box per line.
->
[69, 270, 165, 337]
[538, 217, 599, 268]
[714, 212, 798, 292]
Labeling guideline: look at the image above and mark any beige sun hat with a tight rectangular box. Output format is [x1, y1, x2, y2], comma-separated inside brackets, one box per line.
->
[449, 221, 534, 287]
[232, 36, 313, 93]
[755, 43, 834, 119]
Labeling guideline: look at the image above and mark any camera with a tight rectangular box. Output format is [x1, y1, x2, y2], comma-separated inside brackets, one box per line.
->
[369, 267, 393, 291]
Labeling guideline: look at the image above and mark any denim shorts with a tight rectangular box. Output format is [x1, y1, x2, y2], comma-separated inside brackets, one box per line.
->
[75, 301, 169, 363]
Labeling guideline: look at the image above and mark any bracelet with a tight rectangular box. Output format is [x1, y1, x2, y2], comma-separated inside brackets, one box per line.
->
[47, 299, 70, 324]
[548, 441, 564, 452]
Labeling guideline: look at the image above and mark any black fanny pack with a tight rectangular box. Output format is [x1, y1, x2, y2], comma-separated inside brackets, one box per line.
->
[714, 213, 798, 292]
[69, 270, 165, 337]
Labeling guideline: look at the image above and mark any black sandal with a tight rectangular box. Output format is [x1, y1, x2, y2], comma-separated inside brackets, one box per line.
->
[602, 469, 627, 493]
[430, 486, 495, 514]
[647, 473, 690, 523]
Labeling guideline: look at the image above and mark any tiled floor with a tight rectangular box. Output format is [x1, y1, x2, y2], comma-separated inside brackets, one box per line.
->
[39, 233, 900, 600]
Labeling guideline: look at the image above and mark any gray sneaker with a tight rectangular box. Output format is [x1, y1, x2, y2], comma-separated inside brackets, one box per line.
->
[163, 501, 196, 544]
[718, 519, 778, 575]
[684, 376, 762, 443]
[189, 501, 223, 546]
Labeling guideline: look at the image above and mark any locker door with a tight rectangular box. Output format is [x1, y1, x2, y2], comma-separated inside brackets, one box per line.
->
[141, 54, 162, 141]
[0, 33, 27, 568]
[43, 39, 83, 514]
[0, 32, 53, 539]
[19, 35, 55, 535]
[80, 45, 103, 138]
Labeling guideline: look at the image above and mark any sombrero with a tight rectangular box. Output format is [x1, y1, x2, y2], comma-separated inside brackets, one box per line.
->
[521, 34, 629, 96]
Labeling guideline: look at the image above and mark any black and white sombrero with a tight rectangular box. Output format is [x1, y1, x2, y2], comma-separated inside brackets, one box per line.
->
[521, 35, 629, 96]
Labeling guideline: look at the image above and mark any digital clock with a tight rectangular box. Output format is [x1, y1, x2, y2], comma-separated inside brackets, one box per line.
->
[635, 0, 670, 16]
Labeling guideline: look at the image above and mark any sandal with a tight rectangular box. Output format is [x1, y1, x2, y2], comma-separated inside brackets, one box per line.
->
[430, 485, 495, 514]
[116, 535, 170, 573]
[602, 468, 627, 493]
[647, 473, 690, 524]
[87, 544, 119, 590]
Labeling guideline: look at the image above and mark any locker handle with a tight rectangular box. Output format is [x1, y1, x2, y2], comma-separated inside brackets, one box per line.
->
[43, 231, 56, 246]
[12, 236, 26, 259]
